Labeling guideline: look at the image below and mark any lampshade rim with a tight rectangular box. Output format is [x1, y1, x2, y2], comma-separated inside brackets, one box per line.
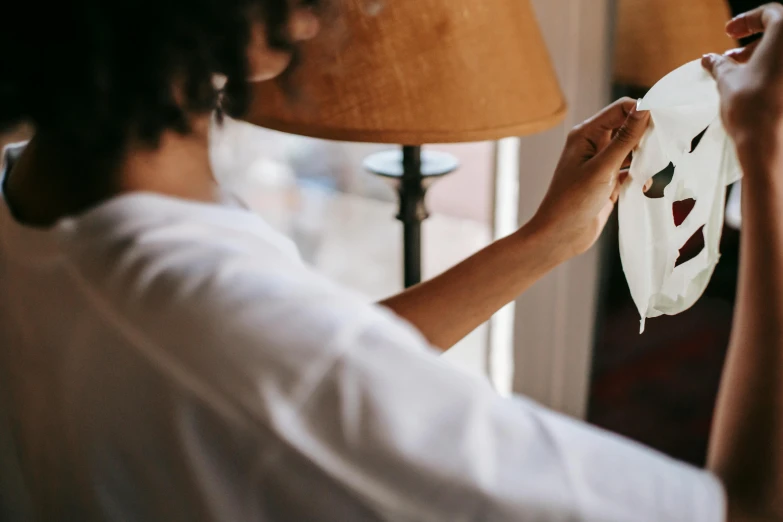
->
[246, 101, 567, 144]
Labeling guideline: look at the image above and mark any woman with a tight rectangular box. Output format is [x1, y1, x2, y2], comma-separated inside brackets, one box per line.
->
[1, 1, 781, 520]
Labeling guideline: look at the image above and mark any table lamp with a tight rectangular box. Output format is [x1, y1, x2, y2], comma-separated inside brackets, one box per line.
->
[614, 0, 735, 90]
[247, 0, 566, 287]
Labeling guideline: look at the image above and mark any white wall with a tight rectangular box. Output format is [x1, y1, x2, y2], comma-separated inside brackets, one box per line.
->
[512, 0, 615, 419]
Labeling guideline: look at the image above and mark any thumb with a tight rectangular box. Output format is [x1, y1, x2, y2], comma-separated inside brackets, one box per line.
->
[701, 53, 738, 82]
[592, 106, 649, 172]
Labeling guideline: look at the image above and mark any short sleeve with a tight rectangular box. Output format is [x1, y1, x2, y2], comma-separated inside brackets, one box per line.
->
[253, 311, 727, 522]
[89, 218, 726, 522]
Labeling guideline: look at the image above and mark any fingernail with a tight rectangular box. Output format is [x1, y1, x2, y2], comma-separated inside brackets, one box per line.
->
[725, 17, 741, 36]
[630, 101, 647, 120]
[629, 106, 642, 119]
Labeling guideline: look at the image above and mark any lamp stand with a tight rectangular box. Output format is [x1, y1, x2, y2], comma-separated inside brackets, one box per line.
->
[364, 145, 460, 288]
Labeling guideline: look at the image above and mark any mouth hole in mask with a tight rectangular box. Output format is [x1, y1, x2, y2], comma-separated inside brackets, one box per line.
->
[644, 162, 675, 199]
[673, 198, 696, 227]
[675, 225, 706, 267]
[689, 126, 710, 153]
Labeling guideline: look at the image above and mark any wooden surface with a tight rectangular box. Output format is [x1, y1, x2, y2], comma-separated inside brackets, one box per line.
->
[247, 0, 567, 144]
[614, 0, 735, 88]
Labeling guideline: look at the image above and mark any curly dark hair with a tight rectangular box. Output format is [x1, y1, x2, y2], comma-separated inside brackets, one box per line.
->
[0, 0, 323, 156]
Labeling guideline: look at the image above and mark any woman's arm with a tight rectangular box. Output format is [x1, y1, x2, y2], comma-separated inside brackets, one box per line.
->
[703, 5, 783, 520]
[380, 222, 565, 351]
[382, 99, 650, 350]
[711, 150, 783, 522]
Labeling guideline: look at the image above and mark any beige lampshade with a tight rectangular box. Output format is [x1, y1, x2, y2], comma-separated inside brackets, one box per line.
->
[246, 0, 566, 144]
[614, 0, 736, 88]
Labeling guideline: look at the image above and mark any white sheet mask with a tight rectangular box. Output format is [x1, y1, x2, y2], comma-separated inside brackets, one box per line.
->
[619, 60, 743, 333]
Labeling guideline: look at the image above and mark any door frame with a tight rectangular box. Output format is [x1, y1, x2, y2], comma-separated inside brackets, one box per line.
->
[510, 0, 616, 419]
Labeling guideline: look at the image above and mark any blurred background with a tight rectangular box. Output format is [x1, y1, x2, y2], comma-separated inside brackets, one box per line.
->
[209, 119, 495, 376]
[204, 0, 776, 468]
[0, 0, 765, 469]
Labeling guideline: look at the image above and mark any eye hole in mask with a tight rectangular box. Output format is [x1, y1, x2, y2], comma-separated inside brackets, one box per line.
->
[643, 126, 711, 201]
[619, 59, 744, 332]
[644, 162, 675, 199]
[673, 198, 696, 226]
[675, 225, 706, 267]
[670, 126, 710, 266]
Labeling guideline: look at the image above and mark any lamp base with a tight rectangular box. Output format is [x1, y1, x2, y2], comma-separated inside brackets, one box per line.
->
[364, 146, 460, 288]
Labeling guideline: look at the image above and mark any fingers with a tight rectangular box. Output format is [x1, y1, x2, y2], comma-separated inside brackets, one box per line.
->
[608, 174, 631, 219]
[726, 4, 783, 66]
[723, 40, 761, 64]
[591, 107, 650, 172]
[726, 3, 783, 39]
[608, 169, 651, 209]
[611, 171, 629, 202]
[583, 97, 638, 132]
[597, 200, 616, 229]
[702, 53, 739, 83]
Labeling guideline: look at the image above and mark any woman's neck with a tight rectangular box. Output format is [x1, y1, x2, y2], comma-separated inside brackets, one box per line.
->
[4, 115, 220, 227]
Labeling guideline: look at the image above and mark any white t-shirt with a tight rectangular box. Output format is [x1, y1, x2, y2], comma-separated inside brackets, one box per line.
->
[0, 146, 725, 521]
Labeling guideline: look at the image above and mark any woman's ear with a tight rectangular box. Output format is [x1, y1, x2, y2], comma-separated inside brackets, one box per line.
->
[245, 8, 320, 83]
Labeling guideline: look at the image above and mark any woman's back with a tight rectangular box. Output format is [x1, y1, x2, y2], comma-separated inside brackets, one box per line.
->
[7, 0, 782, 519]
[0, 147, 411, 520]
